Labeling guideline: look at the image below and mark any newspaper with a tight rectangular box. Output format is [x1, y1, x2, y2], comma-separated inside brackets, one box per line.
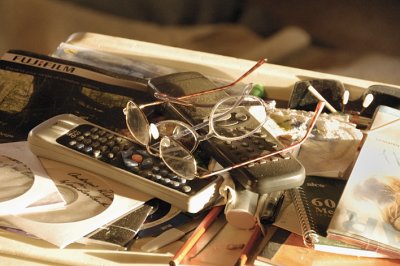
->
[0, 50, 154, 143]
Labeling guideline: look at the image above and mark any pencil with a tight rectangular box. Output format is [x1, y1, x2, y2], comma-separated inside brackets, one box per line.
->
[170, 205, 224, 266]
[235, 223, 263, 266]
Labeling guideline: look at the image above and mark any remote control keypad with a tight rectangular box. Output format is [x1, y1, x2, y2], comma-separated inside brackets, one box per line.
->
[56, 124, 216, 195]
[214, 127, 290, 166]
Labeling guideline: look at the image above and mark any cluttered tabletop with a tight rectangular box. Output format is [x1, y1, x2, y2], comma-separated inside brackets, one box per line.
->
[0, 33, 400, 266]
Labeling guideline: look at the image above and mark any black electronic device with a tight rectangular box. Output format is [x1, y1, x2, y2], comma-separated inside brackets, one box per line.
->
[27, 114, 222, 213]
[148, 72, 305, 194]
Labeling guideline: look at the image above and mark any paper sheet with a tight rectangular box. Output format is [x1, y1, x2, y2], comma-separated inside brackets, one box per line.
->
[2, 158, 152, 248]
[0, 141, 64, 215]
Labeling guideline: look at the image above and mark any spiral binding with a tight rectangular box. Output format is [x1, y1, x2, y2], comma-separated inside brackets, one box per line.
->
[289, 188, 320, 248]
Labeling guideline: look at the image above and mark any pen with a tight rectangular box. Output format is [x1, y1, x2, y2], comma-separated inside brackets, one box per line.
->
[170, 205, 224, 266]
[235, 223, 263, 266]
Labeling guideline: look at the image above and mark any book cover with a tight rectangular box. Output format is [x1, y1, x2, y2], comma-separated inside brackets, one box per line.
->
[327, 106, 400, 257]
[273, 175, 391, 257]
[289, 175, 347, 248]
[254, 226, 400, 266]
[0, 50, 152, 143]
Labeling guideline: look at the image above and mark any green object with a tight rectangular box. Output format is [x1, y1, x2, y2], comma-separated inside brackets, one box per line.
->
[250, 84, 265, 98]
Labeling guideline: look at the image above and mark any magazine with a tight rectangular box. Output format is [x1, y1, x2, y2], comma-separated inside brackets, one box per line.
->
[0, 49, 154, 143]
[327, 106, 400, 257]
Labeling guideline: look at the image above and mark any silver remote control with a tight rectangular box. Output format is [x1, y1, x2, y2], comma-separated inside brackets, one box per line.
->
[28, 114, 222, 213]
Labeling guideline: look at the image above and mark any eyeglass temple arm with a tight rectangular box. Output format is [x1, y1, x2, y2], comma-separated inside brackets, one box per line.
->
[198, 101, 326, 179]
[140, 58, 268, 109]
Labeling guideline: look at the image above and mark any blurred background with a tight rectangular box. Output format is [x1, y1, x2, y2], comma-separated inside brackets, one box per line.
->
[1, 0, 400, 85]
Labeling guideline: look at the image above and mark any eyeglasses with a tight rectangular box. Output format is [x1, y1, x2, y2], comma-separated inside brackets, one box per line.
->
[289, 80, 400, 119]
[123, 59, 326, 180]
[124, 86, 275, 178]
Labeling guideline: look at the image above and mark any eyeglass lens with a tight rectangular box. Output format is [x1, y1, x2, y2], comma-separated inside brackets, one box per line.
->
[125, 101, 150, 146]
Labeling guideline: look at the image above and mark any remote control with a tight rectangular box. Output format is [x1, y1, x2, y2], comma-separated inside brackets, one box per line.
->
[27, 114, 222, 213]
[148, 72, 305, 194]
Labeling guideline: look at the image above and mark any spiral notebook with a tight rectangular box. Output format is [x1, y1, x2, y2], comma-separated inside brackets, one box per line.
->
[289, 175, 391, 257]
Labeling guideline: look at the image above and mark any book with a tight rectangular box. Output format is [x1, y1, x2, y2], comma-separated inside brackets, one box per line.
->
[0, 49, 153, 143]
[327, 105, 400, 257]
[289, 176, 361, 251]
[283, 174, 396, 257]
[254, 226, 400, 266]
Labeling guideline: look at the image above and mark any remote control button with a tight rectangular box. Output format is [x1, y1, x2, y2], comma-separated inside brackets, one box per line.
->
[153, 165, 160, 174]
[256, 144, 265, 150]
[111, 146, 120, 154]
[107, 140, 115, 147]
[248, 162, 255, 167]
[235, 113, 247, 121]
[141, 158, 154, 169]
[99, 137, 108, 144]
[131, 153, 143, 163]
[152, 174, 162, 181]
[123, 158, 138, 167]
[240, 156, 249, 161]
[246, 147, 255, 153]
[171, 181, 180, 188]
[83, 138, 92, 145]
[259, 159, 267, 164]
[143, 171, 153, 178]
[100, 145, 108, 153]
[168, 173, 179, 180]
[270, 156, 279, 162]
[83, 146, 93, 153]
[93, 150, 102, 158]
[136, 149, 150, 157]
[182, 185, 191, 193]
[92, 141, 101, 148]
[76, 143, 84, 150]
[160, 169, 169, 177]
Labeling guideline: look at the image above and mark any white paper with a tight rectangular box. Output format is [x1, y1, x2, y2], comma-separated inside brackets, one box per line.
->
[3, 158, 152, 248]
[0, 141, 65, 215]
